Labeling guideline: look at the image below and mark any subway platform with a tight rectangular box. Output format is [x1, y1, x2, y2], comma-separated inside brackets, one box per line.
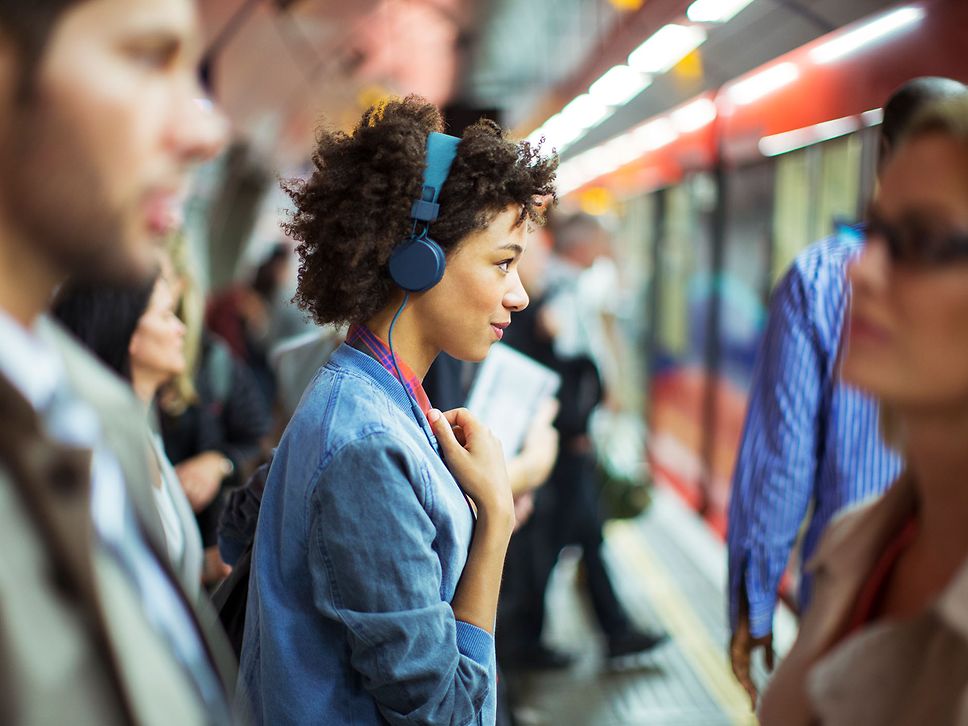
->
[503, 488, 797, 726]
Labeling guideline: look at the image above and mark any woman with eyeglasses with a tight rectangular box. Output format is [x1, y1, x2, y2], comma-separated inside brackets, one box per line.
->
[760, 97, 968, 724]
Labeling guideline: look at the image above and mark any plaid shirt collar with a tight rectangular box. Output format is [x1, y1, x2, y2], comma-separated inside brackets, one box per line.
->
[346, 324, 432, 417]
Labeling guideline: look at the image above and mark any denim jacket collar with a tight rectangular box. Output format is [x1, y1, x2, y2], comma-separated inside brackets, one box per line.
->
[328, 344, 440, 454]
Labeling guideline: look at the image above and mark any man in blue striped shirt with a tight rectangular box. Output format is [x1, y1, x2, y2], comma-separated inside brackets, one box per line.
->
[727, 77, 966, 707]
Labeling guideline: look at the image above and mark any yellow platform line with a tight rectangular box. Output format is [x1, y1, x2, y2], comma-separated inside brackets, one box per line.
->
[606, 520, 758, 725]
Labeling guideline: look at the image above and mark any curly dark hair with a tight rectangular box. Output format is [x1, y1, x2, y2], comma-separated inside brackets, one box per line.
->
[283, 95, 558, 326]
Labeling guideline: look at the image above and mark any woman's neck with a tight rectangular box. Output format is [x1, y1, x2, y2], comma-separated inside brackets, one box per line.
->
[901, 404, 968, 569]
[131, 368, 164, 408]
[364, 298, 438, 379]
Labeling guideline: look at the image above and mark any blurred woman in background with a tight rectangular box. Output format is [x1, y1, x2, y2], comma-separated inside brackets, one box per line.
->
[159, 234, 271, 586]
[53, 268, 204, 597]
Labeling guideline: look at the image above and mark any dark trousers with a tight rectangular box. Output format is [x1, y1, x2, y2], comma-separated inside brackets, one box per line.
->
[497, 447, 630, 655]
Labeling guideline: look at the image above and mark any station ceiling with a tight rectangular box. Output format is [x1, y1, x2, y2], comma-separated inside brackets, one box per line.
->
[199, 0, 899, 168]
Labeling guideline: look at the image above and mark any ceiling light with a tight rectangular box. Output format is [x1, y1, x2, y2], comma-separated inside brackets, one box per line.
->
[589, 65, 653, 106]
[810, 6, 925, 64]
[687, 0, 754, 24]
[727, 62, 799, 105]
[628, 24, 707, 75]
[560, 93, 612, 129]
[671, 97, 717, 133]
[543, 114, 587, 149]
[632, 117, 678, 151]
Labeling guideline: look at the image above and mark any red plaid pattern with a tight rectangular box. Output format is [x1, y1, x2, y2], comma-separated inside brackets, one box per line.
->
[347, 324, 432, 416]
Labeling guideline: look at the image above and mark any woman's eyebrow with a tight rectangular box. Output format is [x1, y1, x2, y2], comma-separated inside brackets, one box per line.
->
[497, 243, 524, 255]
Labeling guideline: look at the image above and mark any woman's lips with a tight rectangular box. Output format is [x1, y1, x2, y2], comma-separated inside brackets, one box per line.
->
[491, 322, 509, 340]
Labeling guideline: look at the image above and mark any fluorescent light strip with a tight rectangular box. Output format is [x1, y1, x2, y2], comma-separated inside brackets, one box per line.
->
[671, 98, 717, 133]
[628, 24, 707, 74]
[589, 65, 653, 106]
[727, 61, 799, 105]
[687, 0, 754, 24]
[810, 6, 925, 64]
[633, 117, 678, 151]
[560, 93, 611, 129]
[758, 115, 861, 157]
[556, 113, 683, 195]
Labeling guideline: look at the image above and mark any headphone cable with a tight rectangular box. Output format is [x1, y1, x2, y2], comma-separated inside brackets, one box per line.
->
[387, 293, 438, 453]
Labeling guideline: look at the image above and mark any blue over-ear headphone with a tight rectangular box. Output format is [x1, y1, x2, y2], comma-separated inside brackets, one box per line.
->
[388, 131, 461, 292]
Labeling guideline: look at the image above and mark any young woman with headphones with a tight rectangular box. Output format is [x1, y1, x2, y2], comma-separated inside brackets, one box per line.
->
[237, 96, 556, 725]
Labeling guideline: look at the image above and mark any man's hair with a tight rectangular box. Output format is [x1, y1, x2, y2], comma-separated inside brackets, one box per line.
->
[880, 77, 967, 162]
[551, 212, 607, 254]
[284, 94, 558, 327]
[0, 1, 86, 95]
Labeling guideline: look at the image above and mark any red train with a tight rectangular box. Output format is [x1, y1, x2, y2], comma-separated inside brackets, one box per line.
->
[558, 0, 968, 535]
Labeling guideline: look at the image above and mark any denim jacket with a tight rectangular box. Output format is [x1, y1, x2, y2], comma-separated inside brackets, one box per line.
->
[239, 344, 495, 725]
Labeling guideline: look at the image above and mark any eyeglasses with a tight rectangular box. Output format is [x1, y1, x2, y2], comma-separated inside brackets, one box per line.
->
[858, 208, 968, 266]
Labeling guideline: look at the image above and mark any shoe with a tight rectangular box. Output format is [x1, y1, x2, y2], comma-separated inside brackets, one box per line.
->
[606, 629, 668, 659]
[502, 643, 576, 670]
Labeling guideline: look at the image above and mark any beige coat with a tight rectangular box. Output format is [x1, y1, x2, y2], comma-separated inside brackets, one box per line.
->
[0, 320, 237, 725]
[760, 473, 968, 726]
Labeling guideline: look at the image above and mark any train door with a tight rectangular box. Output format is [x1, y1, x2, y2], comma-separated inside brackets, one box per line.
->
[703, 160, 775, 533]
[646, 174, 717, 516]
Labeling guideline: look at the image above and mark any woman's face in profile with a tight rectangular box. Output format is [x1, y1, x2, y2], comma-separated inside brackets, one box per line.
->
[129, 276, 187, 380]
[413, 204, 531, 362]
[842, 132, 968, 409]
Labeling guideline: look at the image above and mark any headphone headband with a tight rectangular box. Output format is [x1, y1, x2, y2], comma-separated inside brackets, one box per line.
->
[389, 131, 460, 293]
[410, 132, 461, 224]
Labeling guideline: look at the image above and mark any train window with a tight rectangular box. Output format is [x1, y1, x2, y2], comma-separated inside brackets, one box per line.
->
[772, 132, 865, 283]
[720, 161, 774, 386]
[655, 176, 714, 369]
[773, 149, 813, 283]
[612, 193, 656, 411]
[816, 134, 863, 243]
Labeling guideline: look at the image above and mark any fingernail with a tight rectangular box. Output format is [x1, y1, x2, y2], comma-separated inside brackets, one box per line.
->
[428, 408, 440, 423]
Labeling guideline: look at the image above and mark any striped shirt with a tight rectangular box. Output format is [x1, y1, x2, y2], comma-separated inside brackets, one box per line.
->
[346, 324, 432, 416]
[727, 231, 903, 639]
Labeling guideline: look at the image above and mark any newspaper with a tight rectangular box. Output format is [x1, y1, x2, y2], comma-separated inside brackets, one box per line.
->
[466, 343, 561, 455]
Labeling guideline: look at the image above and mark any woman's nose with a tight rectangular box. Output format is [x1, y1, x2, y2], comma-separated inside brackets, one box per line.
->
[505, 271, 529, 313]
[847, 236, 891, 296]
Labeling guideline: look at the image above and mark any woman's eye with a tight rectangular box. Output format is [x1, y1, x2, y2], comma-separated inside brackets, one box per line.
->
[497, 259, 513, 273]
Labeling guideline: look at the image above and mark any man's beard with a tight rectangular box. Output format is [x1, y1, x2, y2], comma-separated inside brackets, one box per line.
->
[0, 100, 151, 287]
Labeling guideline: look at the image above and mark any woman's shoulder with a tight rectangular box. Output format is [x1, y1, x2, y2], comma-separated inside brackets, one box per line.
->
[284, 357, 422, 463]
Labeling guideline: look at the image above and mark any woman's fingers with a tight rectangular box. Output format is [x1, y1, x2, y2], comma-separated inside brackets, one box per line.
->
[428, 409, 464, 459]
[534, 397, 560, 427]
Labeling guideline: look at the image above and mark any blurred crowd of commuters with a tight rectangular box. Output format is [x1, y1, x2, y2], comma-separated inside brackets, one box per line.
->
[4, 2, 968, 725]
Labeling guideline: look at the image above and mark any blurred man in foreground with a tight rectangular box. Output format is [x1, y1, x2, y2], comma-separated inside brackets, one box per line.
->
[0, 1, 233, 723]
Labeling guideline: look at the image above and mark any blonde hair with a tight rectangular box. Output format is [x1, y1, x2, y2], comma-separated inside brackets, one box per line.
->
[900, 94, 968, 149]
[160, 232, 202, 416]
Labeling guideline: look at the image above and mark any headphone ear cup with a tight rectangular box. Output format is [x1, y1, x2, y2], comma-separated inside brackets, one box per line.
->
[389, 235, 446, 292]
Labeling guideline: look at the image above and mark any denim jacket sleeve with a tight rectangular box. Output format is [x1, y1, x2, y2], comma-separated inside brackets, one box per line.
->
[307, 431, 492, 726]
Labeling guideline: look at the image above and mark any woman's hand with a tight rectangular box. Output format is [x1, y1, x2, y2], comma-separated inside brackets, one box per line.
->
[428, 408, 514, 528]
[175, 450, 230, 512]
[507, 398, 559, 495]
